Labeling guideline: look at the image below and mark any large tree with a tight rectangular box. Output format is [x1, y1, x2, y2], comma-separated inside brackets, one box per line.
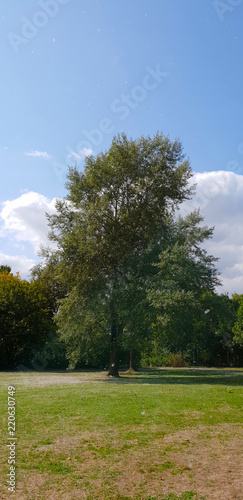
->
[46, 132, 194, 376]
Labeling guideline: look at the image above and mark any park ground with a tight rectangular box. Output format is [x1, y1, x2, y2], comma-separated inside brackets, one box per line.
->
[0, 368, 242, 500]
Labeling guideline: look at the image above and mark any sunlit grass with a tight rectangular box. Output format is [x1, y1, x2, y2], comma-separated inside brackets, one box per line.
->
[0, 368, 242, 499]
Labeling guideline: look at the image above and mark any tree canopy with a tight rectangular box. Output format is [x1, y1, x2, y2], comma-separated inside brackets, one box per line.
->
[232, 295, 243, 348]
[0, 270, 58, 369]
[44, 132, 222, 375]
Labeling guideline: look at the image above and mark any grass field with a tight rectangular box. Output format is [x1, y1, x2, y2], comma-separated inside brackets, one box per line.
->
[0, 368, 242, 499]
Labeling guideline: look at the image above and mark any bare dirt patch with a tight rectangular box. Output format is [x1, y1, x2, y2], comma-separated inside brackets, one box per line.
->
[101, 423, 243, 499]
[2, 423, 241, 500]
[141, 423, 243, 500]
[0, 371, 109, 387]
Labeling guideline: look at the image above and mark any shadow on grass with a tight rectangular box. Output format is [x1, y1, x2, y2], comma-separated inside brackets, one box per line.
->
[101, 368, 243, 386]
[1, 368, 242, 388]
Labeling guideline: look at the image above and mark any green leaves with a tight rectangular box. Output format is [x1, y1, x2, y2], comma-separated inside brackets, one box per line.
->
[0, 271, 58, 369]
[42, 133, 222, 371]
[232, 295, 243, 347]
[54, 133, 194, 288]
[146, 210, 221, 356]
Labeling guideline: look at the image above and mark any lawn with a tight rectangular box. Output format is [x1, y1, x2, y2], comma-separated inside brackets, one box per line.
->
[0, 368, 242, 499]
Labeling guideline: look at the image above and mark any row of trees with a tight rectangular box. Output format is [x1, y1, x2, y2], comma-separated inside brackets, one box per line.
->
[1, 264, 242, 371]
[1, 133, 243, 373]
[0, 265, 66, 370]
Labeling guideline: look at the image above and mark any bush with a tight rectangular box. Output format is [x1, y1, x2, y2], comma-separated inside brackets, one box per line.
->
[165, 352, 188, 367]
[140, 348, 189, 368]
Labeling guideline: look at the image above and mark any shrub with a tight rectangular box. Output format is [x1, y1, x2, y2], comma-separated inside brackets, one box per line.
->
[165, 352, 188, 367]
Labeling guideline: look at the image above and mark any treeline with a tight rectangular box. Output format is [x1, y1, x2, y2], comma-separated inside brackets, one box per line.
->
[1, 264, 243, 372]
[1, 133, 243, 373]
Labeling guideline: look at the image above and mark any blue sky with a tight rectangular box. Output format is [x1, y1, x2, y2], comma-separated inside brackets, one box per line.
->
[1, 0, 243, 294]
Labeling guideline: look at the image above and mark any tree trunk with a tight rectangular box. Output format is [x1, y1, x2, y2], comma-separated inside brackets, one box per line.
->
[107, 318, 119, 377]
[226, 347, 230, 367]
[129, 349, 133, 370]
[124, 348, 139, 374]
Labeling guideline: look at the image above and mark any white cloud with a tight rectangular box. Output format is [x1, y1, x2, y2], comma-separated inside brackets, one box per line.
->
[0, 192, 57, 253]
[66, 147, 93, 164]
[181, 171, 243, 295]
[81, 147, 93, 157]
[25, 150, 53, 160]
[0, 252, 35, 280]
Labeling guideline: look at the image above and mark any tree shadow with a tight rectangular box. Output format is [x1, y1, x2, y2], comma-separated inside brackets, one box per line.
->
[100, 368, 243, 386]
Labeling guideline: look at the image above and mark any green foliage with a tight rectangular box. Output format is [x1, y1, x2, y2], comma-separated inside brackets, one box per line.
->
[191, 291, 242, 366]
[140, 345, 189, 368]
[142, 289, 243, 368]
[232, 294, 243, 347]
[47, 133, 193, 288]
[164, 352, 189, 367]
[56, 288, 110, 369]
[0, 270, 58, 369]
[0, 265, 12, 274]
[44, 133, 194, 373]
[147, 211, 220, 361]
[31, 252, 67, 315]
[36, 133, 240, 371]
